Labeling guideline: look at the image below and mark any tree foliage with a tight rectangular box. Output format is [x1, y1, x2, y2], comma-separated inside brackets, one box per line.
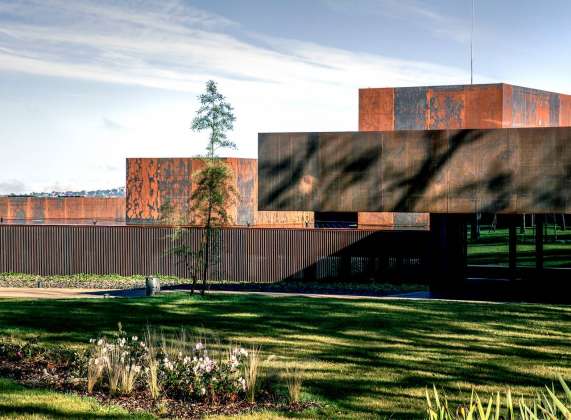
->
[166, 80, 237, 295]
[191, 80, 236, 158]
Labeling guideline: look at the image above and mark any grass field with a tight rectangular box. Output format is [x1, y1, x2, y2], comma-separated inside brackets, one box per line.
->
[468, 227, 571, 268]
[0, 377, 152, 419]
[0, 293, 570, 418]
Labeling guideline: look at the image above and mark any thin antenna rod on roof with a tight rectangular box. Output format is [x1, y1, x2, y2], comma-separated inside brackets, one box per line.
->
[470, 0, 475, 84]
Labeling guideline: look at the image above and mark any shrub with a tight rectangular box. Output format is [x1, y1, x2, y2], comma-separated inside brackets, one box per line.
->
[157, 340, 248, 402]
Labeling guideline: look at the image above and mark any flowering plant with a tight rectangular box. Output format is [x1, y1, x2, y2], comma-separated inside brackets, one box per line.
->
[87, 325, 250, 402]
[158, 342, 248, 402]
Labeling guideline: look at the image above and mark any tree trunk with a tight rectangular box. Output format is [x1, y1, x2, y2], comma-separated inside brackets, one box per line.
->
[202, 200, 213, 296]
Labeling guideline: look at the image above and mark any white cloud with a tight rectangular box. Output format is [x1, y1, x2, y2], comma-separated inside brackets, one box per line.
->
[0, 0, 473, 92]
[0, 0, 481, 191]
[0, 179, 28, 195]
[322, 0, 471, 43]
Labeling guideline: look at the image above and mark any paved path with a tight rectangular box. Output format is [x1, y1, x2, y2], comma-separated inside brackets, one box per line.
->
[0, 288, 512, 304]
[0, 287, 431, 300]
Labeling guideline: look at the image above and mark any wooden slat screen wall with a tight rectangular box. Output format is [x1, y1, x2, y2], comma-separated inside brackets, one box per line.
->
[0, 225, 430, 283]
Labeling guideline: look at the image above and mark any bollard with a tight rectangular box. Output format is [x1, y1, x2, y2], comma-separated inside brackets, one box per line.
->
[36, 281, 44, 289]
[145, 276, 160, 296]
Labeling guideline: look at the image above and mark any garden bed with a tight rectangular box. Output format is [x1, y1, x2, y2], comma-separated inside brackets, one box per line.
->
[0, 272, 427, 296]
[0, 329, 316, 419]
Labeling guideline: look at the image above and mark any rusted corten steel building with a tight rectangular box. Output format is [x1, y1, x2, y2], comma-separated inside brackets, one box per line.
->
[126, 157, 313, 227]
[357, 83, 571, 228]
[258, 127, 571, 214]
[359, 83, 571, 131]
[0, 197, 125, 225]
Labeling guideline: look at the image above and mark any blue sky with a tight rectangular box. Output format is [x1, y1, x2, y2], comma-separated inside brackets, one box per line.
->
[0, 0, 570, 193]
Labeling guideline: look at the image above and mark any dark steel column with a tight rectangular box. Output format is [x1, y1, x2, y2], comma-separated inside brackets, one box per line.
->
[536, 214, 544, 270]
[429, 214, 467, 296]
[508, 218, 517, 274]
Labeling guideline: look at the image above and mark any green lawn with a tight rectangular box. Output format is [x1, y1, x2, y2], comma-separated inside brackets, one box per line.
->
[0, 293, 570, 419]
[0, 377, 152, 419]
[468, 227, 571, 268]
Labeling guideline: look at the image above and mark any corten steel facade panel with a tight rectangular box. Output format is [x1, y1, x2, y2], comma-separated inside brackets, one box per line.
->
[126, 157, 313, 227]
[0, 197, 125, 225]
[359, 88, 394, 131]
[559, 95, 571, 126]
[360, 84, 571, 131]
[357, 83, 571, 228]
[258, 128, 571, 214]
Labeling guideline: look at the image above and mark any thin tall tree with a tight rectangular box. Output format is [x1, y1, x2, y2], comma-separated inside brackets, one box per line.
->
[190, 80, 237, 294]
[164, 80, 237, 295]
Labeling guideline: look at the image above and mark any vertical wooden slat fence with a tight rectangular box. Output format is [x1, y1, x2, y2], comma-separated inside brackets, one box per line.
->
[0, 225, 430, 283]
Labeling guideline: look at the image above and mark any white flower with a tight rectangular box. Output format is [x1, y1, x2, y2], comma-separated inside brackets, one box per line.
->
[195, 342, 204, 351]
[201, 387, 206, 395]
[97, 339, 103, 346]
[89, 338, 96, 344]
[140, 342, 146, 348]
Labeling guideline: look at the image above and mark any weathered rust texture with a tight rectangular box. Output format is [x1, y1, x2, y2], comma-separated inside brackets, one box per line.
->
[126, 157, 312, 227]
[358, 212, 429, 230]
[427, 86, 466, 129]
[258, 127, 571, 214]
[357, 83, 571, 229]
[559, 94, 571, 126]
[0, 225, 429, 283]
[360, 83, 571, 131]
[126, 158, 160, 221]
[465, 84, 504, 128]
[359, 88, 394, 131]
[0, 197, 125, 224]
[395, 87, 428, 130]
[511, 85, 553, 128]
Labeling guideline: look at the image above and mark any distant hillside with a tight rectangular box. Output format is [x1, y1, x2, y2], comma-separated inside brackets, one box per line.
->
[6, 187, 125, 198]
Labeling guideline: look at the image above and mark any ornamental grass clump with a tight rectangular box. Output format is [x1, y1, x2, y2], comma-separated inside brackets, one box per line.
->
[425, 376, 571, 420]
[144, 329, 160, 400]
[88, 324, 146, 396]
[244, 346, 261, 403]
[87, 344, 105, 393]
[284, 365, 303, 404]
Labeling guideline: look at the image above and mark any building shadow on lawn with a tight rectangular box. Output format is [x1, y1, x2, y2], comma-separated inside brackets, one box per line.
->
[0, 294, 570, 417]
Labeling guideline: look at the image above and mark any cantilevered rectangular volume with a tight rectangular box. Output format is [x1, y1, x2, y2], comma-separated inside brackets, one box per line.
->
[258, 127, 571, 214]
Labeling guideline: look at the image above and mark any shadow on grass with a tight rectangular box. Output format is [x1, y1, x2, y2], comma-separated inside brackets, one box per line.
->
[0, 294, 570, 418]
[0, 378, 149, 419]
